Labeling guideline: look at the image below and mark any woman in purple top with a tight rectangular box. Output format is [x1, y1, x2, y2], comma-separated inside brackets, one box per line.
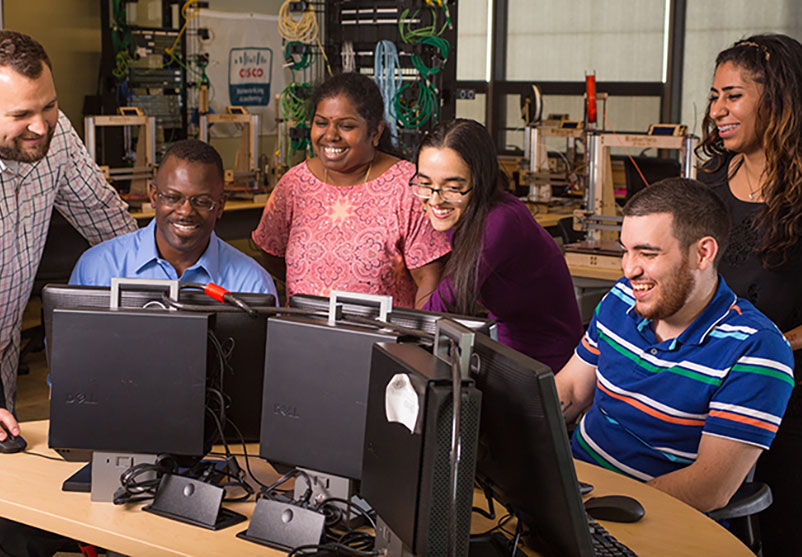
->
[415, 119, 582, 372]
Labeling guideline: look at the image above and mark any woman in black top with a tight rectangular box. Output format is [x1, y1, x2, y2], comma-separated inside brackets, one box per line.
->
[697, 34, 802, 556]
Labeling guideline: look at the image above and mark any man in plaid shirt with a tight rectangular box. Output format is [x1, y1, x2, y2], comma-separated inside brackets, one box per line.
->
[0, 30, 136, 449]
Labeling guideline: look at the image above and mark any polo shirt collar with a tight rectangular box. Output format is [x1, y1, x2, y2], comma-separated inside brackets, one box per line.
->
[136, 219, 221, 282]
[625, 274, 737, 348]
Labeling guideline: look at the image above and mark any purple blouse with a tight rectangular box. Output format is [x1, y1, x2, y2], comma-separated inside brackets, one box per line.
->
[424, 192, 582, 372]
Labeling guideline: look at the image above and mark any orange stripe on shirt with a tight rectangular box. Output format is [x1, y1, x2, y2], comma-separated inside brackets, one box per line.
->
[597, 380, 706, 427]
[582, 337, 601, 355]
[708, 410, 778, 433]
[730, 304, 742, 315]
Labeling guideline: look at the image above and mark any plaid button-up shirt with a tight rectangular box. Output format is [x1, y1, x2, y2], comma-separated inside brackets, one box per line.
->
[0, 111, 137, 412]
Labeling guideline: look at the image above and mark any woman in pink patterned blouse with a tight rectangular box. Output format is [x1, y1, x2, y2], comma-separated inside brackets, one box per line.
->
[252, 73, 450, 308]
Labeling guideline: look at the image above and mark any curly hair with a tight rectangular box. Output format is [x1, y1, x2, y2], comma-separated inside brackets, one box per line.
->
[0, 30, 51, 78]
[696, 34, 802, 267]
[415, 119, 506, 316]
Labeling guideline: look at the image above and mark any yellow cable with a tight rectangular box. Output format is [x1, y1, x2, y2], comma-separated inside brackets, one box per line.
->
[278, 0, 332, 76]
[165, 0, 200, 56]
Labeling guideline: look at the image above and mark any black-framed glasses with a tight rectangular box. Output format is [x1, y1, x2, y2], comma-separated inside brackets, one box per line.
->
[409, 181, 472, 203]
[153, 190, 218, 212]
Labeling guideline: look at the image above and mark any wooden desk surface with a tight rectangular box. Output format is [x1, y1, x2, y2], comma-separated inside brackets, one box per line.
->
[2, 421, 749, 556]
[1, 421, 282, 556]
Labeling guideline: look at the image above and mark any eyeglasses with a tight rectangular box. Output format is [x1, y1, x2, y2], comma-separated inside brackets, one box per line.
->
[153, 190, 218, 212]
[409, 181, 472, 204]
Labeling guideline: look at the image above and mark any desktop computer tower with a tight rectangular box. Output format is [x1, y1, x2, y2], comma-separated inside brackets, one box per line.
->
[361, 343, 481, 556]
[260, 316, 401, 480]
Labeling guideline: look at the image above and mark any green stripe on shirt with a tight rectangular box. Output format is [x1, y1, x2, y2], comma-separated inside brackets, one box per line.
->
[599, 330, 723, 386]
[731, 363, 796, 387]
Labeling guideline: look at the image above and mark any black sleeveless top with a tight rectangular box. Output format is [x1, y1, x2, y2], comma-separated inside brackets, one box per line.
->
[699, 153, 802, 409]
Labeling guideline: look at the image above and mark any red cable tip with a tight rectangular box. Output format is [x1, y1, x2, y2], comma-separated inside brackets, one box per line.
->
[204, 282, 229, 303]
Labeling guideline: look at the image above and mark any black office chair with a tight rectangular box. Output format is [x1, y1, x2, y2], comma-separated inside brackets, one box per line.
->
[708, 467, 772, 554]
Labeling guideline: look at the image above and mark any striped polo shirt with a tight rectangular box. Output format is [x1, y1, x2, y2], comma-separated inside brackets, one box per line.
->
[571, 276, 794, 481]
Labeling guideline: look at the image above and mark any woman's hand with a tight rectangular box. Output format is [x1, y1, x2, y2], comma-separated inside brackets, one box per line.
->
[410, 257, 446, 309]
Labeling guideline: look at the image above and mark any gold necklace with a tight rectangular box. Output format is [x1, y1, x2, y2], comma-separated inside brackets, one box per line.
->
[741, 156, 761, 201]
[323, 160, 373, 186]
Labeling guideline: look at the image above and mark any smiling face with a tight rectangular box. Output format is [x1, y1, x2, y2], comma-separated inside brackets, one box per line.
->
[709, 61, 764, 155]
[415, 146, 473, 232]
[0, 63, 58, 162]
[150, 156, 225, 271]
[620, 213, 697, 322]
[311, 94, 383, 176]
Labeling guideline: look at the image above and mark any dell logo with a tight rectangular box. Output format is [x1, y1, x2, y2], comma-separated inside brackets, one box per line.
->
[273, 403, 300, 419]
[65, 392, 98, 405]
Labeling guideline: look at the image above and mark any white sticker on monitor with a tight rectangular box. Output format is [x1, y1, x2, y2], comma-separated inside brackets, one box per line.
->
[385, 373, 420, 433]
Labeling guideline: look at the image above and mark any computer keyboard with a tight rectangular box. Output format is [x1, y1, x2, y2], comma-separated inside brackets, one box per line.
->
[587, 515, 638, 556]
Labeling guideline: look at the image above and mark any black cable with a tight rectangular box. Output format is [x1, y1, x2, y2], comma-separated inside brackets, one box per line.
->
[471, 513, 514, 538]
[471, 482, 496, 519]
[448, 339, 462, 557]
[316, 497, 378, 532]
[226, 418, 274, 493]
[22, 451, 66, 462]
[159, 293, 327, 319]
[287, 542, 381, 557]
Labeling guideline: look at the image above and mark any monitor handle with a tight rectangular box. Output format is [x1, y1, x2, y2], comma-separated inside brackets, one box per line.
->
[434, 318, 475, 379]
[109, 278, 181, 309]
[327, 290, 393, 326]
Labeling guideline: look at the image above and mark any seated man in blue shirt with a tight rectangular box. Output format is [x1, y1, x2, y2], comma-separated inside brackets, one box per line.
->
[556, 178, 793, 512]
[70, 139, 277, 299]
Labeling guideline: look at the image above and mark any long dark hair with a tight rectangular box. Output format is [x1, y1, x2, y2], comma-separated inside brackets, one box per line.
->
[310, 72, 396, 155]
[696, 34, 802, 267]
[416, 119, 506, 315]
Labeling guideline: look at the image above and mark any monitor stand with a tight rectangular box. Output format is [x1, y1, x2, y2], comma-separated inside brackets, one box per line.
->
[91, 452, 158, 502]
[375, 516, 415, 557]
[62, 463, 92, 493]
[60, 451, 158, 501]
[294, 467, 368, 528]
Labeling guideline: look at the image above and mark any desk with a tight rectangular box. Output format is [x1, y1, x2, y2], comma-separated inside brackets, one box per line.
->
[1, 421, 750, 556]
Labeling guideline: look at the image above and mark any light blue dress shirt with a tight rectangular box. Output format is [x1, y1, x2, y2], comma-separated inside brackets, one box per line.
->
[69, 219, 277, 299]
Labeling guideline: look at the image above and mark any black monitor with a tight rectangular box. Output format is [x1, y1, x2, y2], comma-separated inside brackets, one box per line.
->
[259, 314, 403, 481]
[42, 284, 276, 442]
[48, 306, 211, 460]
[288, 293, 498, 340]
[469, 333, 596, 556]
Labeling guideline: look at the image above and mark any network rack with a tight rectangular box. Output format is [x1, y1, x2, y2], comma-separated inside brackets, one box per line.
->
[324, 0, 458, 157]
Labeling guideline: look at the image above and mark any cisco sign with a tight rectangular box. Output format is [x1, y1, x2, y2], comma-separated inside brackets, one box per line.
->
[228, 47, 273, 106]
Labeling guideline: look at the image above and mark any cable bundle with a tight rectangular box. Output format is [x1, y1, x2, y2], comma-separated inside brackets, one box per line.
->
[278, 0, 332, 76]
[392, 8, 451, 131]
[374, 40, 401, 147]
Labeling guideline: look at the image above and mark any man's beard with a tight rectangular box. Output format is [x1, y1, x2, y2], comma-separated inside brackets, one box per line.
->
[633, 255, 695, 321]
[0, 127, 54, 163]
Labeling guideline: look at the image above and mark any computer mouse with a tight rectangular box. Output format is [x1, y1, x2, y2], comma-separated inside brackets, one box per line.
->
[0, 422, 27, 454]
[584, 495, 645, 523]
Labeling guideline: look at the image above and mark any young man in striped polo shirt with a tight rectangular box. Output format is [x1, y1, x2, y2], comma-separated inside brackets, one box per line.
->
[556, 178, 793, 512]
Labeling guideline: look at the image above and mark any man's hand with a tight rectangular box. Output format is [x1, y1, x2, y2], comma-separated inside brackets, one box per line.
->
[0, 409, 20, 440]
[647, 434, 762, 512]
